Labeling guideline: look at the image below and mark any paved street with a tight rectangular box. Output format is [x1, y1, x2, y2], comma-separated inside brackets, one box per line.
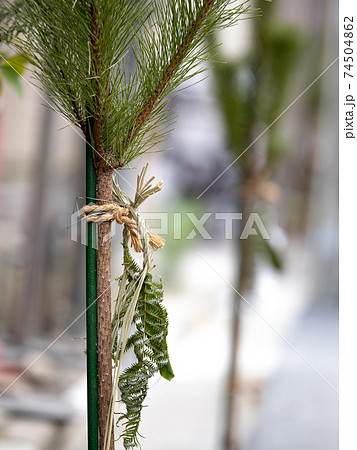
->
[245, 304, 338, 450]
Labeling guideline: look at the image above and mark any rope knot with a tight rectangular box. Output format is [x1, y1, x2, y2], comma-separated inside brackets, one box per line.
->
[112, 206, 129, 224]
[82, 202, 164, 253]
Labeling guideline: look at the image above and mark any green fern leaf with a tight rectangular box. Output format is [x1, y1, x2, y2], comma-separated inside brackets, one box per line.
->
[116, 270, 174, 449]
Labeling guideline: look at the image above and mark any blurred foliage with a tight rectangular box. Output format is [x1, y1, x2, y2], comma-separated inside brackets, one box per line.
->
[162, 197, 205, 281]
[256, 231, 282, 270]
[212, 0, 303, 288]
[213, 22, 303, 171]
[218, 6, 305, 444]
[0, 52, 27, 96]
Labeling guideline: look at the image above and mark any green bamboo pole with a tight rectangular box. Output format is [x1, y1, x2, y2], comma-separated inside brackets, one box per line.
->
[86, 118, 99, 450]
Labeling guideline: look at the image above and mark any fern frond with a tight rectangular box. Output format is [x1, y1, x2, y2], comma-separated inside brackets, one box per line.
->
[109, 171, 173, 449]
[116, 270, 174, 449]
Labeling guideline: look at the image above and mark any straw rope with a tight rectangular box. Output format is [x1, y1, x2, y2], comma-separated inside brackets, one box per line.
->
[82, 203, 164, 253]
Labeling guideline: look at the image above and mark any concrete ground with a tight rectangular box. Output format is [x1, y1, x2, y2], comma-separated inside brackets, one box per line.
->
[245, 304, 338, 450]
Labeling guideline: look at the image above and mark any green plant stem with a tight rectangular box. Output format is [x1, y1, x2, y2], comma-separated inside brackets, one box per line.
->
[86, 118, 99, 450]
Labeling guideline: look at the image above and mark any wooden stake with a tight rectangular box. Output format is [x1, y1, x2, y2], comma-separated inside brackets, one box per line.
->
[96, 164, 115, 450]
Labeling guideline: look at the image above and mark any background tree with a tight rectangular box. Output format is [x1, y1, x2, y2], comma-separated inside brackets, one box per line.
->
[212, 1, 302, 448]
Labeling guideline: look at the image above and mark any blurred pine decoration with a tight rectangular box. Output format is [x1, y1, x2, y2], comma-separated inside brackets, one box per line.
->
[212, 1, 302, 448]
[0, 1, 258, 448]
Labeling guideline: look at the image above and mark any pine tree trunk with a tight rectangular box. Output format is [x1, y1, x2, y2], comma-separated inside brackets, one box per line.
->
[224, 194, 255, 450]
[96, 165, 115, 450]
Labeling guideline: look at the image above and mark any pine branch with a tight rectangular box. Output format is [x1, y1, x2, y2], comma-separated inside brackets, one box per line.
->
[91, 3, 106, 168]
[114, 0, 256, 165]
[0, 0, 256, 168]
[57, 60, 86, 134]
[127, 0, 213, 144]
